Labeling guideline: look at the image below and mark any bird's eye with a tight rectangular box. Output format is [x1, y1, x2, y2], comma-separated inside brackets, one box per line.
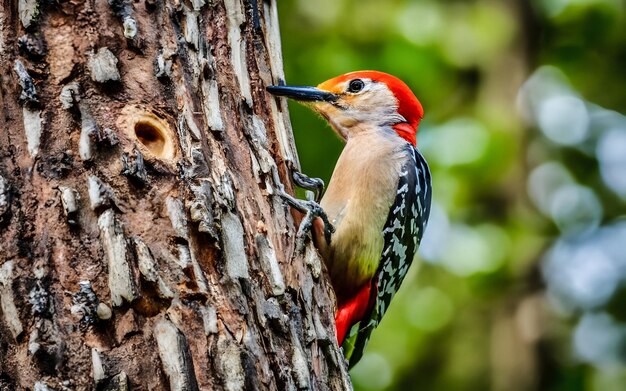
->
[347, 79, 365, 93]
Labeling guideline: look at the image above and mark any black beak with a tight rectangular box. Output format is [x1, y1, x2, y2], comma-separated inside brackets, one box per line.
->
[266, 85, 338, 102]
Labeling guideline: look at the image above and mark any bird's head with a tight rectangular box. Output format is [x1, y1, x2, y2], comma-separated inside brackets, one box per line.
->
[267, 71, 423, 145]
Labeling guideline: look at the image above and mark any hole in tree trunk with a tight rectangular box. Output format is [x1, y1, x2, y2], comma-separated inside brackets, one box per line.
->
[135, 121, 166, 156]
[118, 106, 178, 163]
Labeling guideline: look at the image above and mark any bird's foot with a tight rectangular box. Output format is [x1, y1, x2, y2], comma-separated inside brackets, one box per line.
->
[291, 171, 324, 203]
[278, 190, 334, 253]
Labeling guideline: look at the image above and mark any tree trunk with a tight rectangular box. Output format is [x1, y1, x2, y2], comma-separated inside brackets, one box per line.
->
[0, 0, 351, 390]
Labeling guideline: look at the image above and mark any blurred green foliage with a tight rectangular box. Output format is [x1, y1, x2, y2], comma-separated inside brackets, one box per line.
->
[277, 0, 626, 390]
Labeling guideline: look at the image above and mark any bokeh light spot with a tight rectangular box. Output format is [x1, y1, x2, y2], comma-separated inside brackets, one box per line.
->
[597, 126, 626, 199]
[543, 227, 625, 310]
[351, 353, 394, 390]
[549, 184, 603, 234]
[438, 223, 509, 276]
[420, 118, 489, 167]
[528, 162, 574, 215]
[537, 95, 589, 145]
[574, 313, 626, 365]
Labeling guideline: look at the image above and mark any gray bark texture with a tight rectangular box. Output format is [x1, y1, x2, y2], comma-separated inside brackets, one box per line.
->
[0, 0, 352, 389]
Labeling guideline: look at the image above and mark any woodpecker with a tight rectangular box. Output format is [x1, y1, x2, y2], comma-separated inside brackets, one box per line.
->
[268, 71, 431, 367]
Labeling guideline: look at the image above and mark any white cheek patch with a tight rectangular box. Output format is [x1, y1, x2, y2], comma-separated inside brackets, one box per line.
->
[321, 79, 405, 134]
[362, 82, 398, 110]
[351, 83, 403, 126]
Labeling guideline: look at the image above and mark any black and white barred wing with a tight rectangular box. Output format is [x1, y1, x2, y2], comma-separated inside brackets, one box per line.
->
[346, 145, 432, 367]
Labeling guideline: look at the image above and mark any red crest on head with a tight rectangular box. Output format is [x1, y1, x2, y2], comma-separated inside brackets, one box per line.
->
[319, 71, 424, 145]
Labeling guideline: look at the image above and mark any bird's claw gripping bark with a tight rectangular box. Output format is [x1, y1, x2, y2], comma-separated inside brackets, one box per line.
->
[292, 171, 324, 203]
[279, 191, 334, 253]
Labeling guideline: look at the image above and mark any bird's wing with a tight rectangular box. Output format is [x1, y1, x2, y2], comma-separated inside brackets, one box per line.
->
[342, 144, 432, 368]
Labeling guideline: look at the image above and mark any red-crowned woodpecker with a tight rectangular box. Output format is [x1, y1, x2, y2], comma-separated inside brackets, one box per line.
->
[268, 71, 431, 367]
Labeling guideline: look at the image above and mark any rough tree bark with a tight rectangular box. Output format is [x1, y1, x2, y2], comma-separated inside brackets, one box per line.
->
[0, 0, 351, 390]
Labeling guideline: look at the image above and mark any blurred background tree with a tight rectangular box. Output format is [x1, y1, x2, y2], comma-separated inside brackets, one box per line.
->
[276, 0, 626, 390]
